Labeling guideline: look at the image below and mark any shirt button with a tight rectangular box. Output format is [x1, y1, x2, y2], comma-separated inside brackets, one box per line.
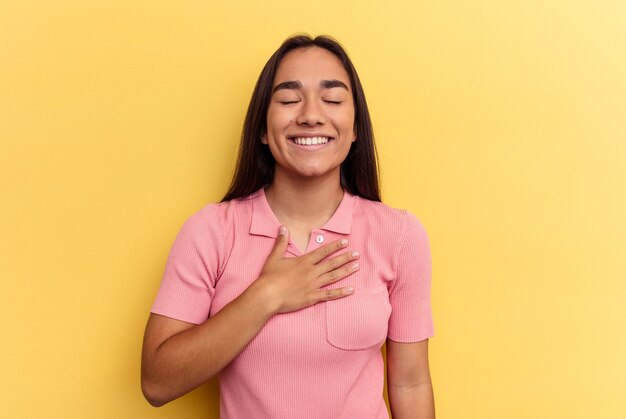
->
[315, 234, 324, 244]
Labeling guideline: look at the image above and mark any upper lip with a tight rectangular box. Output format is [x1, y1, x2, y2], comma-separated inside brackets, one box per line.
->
[287, 133, 335, 139]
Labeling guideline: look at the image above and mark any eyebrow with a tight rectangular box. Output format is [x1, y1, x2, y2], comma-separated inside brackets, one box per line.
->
[272, 79, 349, 94]
[320, 79, 349, 90]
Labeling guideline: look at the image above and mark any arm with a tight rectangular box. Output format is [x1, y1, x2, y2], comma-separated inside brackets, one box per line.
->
[141, 226, 360, 406]
[386, 338, 435, 419]
[141, 287, 274, 407]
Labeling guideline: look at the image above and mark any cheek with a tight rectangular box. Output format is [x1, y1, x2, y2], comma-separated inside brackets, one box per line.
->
[339, 109, 356, 135]
[267, 106, 294, 130]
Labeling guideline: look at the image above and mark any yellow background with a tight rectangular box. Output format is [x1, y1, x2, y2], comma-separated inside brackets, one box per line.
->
[1, 1, 625, 418]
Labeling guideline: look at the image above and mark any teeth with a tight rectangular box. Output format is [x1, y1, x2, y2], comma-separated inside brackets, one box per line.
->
[292, 137, 330, 145]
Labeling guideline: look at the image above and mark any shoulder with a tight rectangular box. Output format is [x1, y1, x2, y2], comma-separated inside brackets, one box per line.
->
[353, 196, 428, 239]
[181, 201, 229, 235]
[183, 191, 259, 231]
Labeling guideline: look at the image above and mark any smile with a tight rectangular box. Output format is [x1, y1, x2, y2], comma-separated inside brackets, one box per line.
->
[289, 136, 334, 145]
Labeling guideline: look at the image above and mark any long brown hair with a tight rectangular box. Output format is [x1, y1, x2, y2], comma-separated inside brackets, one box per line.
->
[222, 34, 380, 202]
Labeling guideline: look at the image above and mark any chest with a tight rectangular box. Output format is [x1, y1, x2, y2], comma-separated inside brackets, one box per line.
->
[287, 228, 312, 254]
[210, 230, 396, 314]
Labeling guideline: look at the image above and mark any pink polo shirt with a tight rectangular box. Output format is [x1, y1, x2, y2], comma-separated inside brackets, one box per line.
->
[151, 188, 433, 419]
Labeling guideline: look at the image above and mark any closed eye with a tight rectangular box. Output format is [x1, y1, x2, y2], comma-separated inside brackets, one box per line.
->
[324, 100, 342, 104]
[280, 100, 300, 105]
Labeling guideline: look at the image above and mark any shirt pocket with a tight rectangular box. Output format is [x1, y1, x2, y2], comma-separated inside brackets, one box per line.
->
[325, 285, 392, 351]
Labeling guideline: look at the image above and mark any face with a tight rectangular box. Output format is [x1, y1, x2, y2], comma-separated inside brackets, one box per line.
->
[262, 47, 356, 181]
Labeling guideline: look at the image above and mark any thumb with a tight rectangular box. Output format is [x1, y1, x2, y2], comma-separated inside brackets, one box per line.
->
[269, 225, 289, 259]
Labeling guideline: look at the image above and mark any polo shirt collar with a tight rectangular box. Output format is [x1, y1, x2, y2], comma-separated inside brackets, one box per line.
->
[249, 188, 355, 238]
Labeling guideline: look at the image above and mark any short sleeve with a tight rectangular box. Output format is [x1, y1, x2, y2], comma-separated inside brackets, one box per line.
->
[150, 205, 224, 324]
[387, 211, 434, 342]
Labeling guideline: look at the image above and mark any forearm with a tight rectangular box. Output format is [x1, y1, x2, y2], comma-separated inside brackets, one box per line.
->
[142, 284, 275, 406]
[389, 381, 435, 419]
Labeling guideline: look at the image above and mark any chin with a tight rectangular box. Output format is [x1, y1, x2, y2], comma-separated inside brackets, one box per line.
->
[298, 169, 339, 179]
[289, 166, 337, 179]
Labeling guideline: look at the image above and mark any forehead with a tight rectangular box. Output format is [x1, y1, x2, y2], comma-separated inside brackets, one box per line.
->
[273, 47, 351, 89]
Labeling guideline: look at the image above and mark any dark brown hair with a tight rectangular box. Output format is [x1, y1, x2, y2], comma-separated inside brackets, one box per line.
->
[222, 34, 380, 202]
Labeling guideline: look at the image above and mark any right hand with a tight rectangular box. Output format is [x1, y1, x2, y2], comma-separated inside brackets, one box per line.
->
[251, 225, 360, 314]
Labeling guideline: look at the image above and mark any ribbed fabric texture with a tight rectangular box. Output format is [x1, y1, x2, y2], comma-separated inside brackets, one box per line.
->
[151, 189, 433, 419]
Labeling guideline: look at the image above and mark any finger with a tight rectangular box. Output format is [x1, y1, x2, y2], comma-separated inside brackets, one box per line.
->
[316, 250, 359, 275]
[315, 286, 355, 302]
[318, 260, 360, 286]
[307, 238, 349, 264]
[268, 225, 289, 260]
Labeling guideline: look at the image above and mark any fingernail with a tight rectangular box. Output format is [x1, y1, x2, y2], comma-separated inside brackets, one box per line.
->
[341, 239, 348, 246]
[279, 225, 287, 235]
[351, 262, 359, 270]
[351, 251, 360, 258]
[346, 287, 354, 294]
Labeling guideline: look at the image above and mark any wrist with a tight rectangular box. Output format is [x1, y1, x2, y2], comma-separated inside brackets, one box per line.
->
[242, 277, 281, 318]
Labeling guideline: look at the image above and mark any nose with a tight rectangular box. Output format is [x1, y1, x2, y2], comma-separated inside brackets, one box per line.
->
[296, 99, 325, 126]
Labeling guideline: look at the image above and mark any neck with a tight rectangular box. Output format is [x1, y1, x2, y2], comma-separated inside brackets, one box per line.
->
[265, 169, 344, 229]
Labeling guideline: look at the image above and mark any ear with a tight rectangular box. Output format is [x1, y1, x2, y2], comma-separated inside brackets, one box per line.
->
[261, 134, 268, 144]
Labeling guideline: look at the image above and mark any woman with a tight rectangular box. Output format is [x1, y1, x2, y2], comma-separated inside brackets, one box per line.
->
[141, 35, 435, 418]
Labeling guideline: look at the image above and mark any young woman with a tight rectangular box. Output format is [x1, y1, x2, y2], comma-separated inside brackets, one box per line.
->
[141, 35, 435, 419]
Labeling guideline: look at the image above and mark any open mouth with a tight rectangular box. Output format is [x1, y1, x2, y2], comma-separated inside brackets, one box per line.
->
[288, 136, 335, 145]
